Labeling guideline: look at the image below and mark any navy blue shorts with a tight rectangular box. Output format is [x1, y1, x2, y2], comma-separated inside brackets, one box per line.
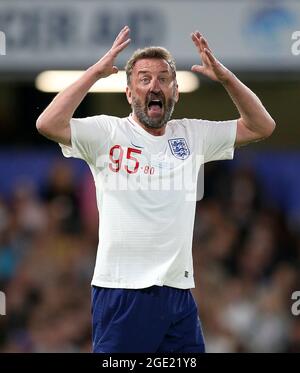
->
[91, 285, 205, 353]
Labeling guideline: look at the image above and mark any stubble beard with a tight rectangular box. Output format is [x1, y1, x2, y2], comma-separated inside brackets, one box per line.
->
[131, 92, 176, 129]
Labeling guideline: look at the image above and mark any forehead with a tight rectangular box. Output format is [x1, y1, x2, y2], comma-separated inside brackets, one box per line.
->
[133, 58, 172, 75]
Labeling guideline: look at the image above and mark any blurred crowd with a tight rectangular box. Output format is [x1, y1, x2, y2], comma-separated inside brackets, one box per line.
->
[0, 158, 299, 352]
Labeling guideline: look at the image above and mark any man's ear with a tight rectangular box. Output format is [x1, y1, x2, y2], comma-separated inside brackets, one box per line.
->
[126, 86, 132, 104]
[175, 83, 179, 103]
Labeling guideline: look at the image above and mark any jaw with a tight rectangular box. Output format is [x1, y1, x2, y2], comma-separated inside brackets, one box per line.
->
[131, 95, 174, 130]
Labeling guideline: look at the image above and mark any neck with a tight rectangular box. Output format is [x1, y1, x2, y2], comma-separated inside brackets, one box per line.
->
[132, 113, 166, 136]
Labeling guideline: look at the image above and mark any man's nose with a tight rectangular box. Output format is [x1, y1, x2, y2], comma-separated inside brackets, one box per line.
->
[150, 78, 161, 93]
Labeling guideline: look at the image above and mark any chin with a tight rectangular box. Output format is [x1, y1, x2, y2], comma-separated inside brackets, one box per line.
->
[145, 119, 165, 129]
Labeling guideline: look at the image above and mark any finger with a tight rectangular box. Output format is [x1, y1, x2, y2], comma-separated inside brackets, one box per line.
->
[192, 31, 203, 44]
[200, 37, 212, 53]
[191, 32, 201, 44]
[195, 31, 203, 40]
[204, 48, 216, 64]
[114, 28, 130, 46]
[112, 66, 119, 74]
[191, 32, 204, 53]
[112, 38, 131, 57]
[191, 33, 201, 50]
[191, 64, 206, 74]
[115, 25, 129, 41]
[113, 26, 130, 47]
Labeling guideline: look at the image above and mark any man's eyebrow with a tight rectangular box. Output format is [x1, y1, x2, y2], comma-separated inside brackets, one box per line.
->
[137, 70, 170, 75]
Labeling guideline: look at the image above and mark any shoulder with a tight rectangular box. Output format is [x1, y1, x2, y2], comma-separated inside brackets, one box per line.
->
[93, 114, 125, 125]
[167, 118, 211, 133]
[88, 114, 128, 132]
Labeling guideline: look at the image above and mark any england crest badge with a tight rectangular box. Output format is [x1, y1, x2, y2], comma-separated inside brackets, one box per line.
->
[168, 138, 190, 160]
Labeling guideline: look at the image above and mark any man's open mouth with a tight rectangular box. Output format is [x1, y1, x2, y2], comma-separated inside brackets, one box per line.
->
[147, 99, 163, 115]
[148, 99, 163, 109]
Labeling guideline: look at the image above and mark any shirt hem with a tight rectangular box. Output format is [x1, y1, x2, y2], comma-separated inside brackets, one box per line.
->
[91, 279, 195, 290]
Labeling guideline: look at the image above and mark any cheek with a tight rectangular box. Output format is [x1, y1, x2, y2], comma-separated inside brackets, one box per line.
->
[163, 86, 173, 96]
[133, 89, 147, 103]
[135, 87, 146, 96]
[169, 89, 178, 103]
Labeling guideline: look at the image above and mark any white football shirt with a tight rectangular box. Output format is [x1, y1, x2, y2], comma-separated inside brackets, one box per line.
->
[60, 114, 237, 289]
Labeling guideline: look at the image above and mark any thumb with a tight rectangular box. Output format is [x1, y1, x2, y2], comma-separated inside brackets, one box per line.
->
[191, 65, 205, 74]
[112, 66, 119, 74]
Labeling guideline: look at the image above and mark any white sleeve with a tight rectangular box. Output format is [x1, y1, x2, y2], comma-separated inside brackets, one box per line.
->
[202, 119, 237, 163]
[59, 115, 112, 166]
[189, 119, 237, 163]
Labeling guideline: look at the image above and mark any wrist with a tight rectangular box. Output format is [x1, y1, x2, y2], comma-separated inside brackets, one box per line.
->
[87, 63, 105, 80]
[219, 70, 235, 86]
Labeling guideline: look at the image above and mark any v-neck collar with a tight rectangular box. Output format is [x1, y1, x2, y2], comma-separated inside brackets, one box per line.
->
[127, 114, 169, 142]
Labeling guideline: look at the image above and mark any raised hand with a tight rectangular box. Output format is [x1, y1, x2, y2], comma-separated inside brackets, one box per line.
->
[94, 26, 131, 78]
[191, 31, 232, 84]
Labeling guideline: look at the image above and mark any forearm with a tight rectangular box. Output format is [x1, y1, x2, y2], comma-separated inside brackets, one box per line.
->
[37, 26, 130, 145]
[222, 73, 275, 136]
[36, 64, 101, 143]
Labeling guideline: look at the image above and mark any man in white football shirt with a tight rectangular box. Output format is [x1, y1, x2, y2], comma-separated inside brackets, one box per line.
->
[36, 26, 275, 352]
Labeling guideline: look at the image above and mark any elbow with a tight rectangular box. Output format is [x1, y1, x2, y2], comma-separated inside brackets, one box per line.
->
[257, 118, 276, 140]
[264, 118, 276, 138]
[36, 116, 46, 135]
[36, 116, 70, 145]
[36, 116, 52, 138]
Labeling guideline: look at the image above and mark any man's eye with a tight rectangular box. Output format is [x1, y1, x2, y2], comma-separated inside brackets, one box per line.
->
[141, 78, 150, 84]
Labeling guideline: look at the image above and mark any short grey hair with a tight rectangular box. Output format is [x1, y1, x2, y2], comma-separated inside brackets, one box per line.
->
[125, 46, 176, 85]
